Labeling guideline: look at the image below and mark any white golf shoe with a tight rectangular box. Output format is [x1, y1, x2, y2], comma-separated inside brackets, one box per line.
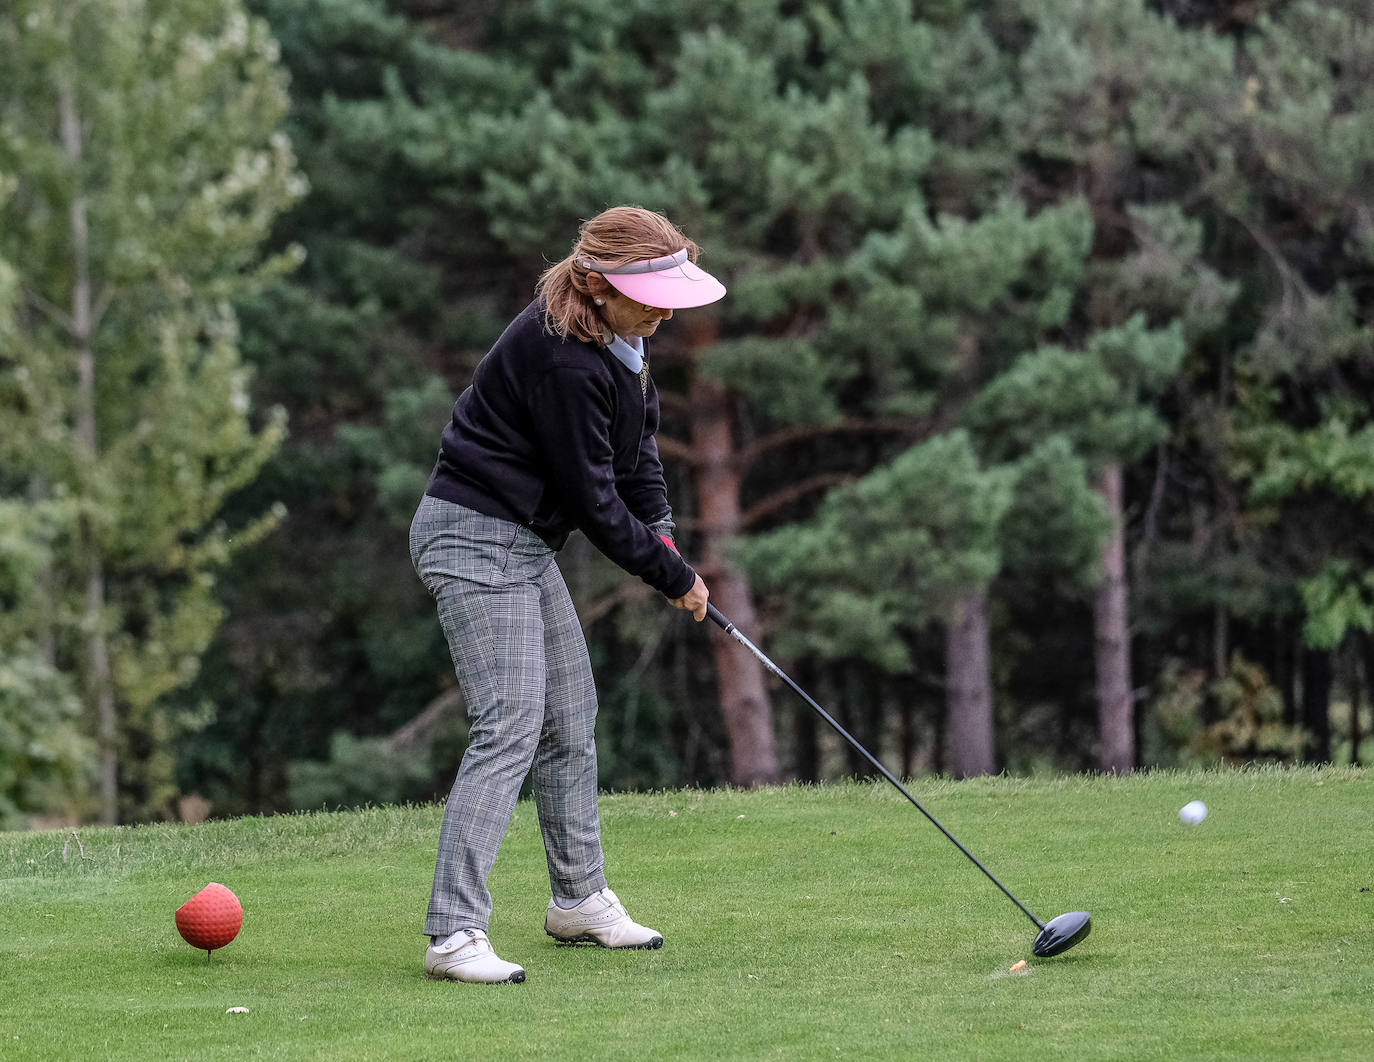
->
[424, 928, 525, 984]
[544, 888, 664, 949]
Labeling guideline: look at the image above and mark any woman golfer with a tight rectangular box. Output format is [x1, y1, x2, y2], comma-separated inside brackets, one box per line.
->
[410, 206, 722, 983]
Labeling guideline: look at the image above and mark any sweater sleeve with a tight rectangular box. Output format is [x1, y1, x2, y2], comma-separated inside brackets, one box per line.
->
[527, 364, 696, 599]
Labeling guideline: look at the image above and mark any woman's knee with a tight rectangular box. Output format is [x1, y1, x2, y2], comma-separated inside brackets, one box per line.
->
[464, 699, 545, 772]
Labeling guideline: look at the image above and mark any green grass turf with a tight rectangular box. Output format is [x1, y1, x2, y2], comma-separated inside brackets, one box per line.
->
[2, 767, 1372, 1061]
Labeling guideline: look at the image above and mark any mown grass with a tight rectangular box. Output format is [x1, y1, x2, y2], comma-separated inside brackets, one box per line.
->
[2, 767, 1372, 1061]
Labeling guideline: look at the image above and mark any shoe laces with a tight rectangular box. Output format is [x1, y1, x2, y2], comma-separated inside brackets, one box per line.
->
[441, 928, 492, 955]
[597, 888, 629, 920]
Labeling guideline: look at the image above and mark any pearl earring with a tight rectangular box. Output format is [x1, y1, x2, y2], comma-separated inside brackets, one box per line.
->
[595, 297, 605, 306]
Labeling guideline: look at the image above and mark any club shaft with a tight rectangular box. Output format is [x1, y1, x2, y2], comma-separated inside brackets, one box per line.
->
[706, 604, 1044, 930]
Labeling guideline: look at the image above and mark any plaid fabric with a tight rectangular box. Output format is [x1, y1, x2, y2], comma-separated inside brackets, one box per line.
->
[410, 495, 608, 935]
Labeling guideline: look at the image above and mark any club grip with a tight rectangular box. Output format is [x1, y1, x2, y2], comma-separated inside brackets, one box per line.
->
[705, 602, 730, 630]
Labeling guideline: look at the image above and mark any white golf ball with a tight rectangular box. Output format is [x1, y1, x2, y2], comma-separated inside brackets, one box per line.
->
[1179, 800, 1207, 825]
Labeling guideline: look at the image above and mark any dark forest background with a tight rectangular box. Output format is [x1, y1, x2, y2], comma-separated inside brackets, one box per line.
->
[3, 0, 1371, 826]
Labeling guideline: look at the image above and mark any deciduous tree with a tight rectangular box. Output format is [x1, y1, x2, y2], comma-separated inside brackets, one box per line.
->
[0, 0, 301, 821]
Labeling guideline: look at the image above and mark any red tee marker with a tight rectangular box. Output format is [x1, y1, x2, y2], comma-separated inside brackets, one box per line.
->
[175, 882, 243, 955]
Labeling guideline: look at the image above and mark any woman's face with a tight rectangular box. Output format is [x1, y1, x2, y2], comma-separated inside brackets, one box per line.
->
[586, 270, 675, 339]
[603, 289, 674, 339]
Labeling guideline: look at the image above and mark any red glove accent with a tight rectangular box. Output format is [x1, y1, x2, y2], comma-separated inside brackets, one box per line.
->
[658, 533, 679, 554]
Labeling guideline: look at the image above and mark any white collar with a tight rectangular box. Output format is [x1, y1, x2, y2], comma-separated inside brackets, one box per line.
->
[604, 332, 644, 373]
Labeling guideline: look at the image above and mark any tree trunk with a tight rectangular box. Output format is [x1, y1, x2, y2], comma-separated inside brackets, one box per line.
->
[1276, 615, 1298, 727]
[1300, 647, 1332, 763]
[898, 681, 914, 779]
[686, 320, 781, 787]
[945, 588, 995, 778]
[1093, 463, 1134, 774]
[61, 80, 119, 824]
[842, 666, 873, 778]
[1213, 604, 1229, 680]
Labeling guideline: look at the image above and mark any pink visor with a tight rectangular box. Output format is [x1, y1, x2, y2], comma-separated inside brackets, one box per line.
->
[579, 248, 726, 309]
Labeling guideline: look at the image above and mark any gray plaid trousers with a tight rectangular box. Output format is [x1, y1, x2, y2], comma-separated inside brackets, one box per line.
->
[410, 495, 608, 935]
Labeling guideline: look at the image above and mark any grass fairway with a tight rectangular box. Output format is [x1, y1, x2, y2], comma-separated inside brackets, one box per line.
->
[3, 767, 1372, 1061]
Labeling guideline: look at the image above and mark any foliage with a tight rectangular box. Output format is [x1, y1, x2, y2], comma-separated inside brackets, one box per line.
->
[743, 432, 1015, 669]
[967, 318, 1187, 476]
[1297, 562, 1374, 651]
[0, 496, 90, 828]
[287, 732, 436, 811]
[1142, 655, 1305, 767]
[1235, 412, 1374, 648]
[1192, 655, 1305, 763]
[8, 0, 1374, 818]
[165, 0, 499, 816]
[218, 0, 1372, 799]
[0, 0, 302, 820]
[0, 642, 90, 830]
[997, 436, 1113, 589]
[1005, 0, 1373, 755]
[0, 203, 89, 826]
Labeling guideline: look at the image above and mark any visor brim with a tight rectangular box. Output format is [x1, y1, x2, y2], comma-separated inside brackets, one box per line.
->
[603, 260, 727, 309]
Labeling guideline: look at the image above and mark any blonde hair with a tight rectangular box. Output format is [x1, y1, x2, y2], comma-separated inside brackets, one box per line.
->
[536, 206, 703, 344]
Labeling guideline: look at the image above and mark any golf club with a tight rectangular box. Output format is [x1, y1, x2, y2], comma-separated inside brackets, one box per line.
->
[705, 603, 1091, 958]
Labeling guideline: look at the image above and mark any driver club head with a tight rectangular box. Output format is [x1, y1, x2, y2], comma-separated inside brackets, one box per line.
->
[1032, 911, 1092, 957]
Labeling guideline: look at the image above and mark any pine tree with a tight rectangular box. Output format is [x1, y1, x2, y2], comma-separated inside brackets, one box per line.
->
[260, 0, 966, 785]
[1001, 0, 1373, 765]
[166, 0, 1374, 798]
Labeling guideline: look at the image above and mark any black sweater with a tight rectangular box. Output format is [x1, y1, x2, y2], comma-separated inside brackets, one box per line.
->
[425, 301, 696, 599]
